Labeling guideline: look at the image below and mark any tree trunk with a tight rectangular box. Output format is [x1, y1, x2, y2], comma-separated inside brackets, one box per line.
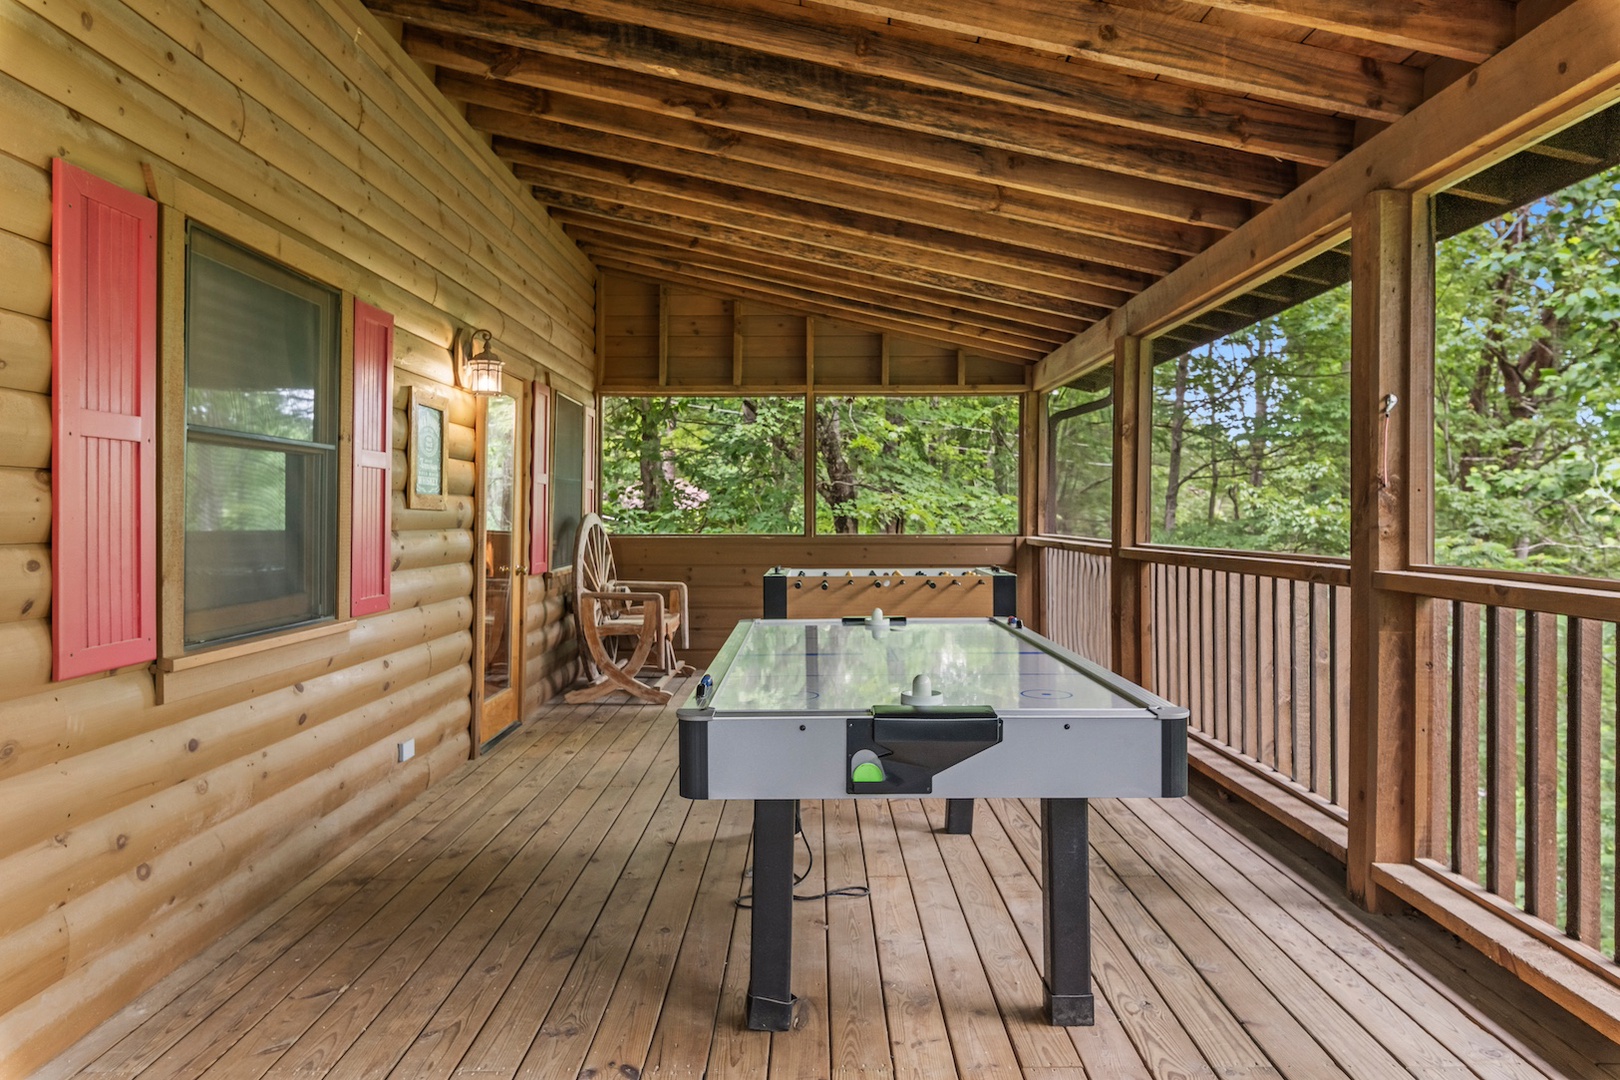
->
[815, 401, 859, 534]
[1163, 353, 1189, 535]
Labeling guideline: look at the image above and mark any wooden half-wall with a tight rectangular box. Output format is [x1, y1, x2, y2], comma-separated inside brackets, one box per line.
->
[0, 0, 593, 1071]
[611, 535, 1020, 663]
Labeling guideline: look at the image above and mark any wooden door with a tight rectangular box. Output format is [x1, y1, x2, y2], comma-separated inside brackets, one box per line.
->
[475, 372, 527, 749]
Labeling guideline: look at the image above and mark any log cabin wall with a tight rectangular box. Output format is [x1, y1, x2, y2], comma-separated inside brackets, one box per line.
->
[0, 0, 593, 1069]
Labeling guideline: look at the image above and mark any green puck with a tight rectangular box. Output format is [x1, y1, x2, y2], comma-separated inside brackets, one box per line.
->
[851, 761, 885, 783]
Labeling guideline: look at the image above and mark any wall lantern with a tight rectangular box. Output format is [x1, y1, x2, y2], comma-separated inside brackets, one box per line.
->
[454, 327, 505, 395]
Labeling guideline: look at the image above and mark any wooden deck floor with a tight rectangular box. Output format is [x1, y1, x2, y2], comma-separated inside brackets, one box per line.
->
[41, 681, 1620, 1079]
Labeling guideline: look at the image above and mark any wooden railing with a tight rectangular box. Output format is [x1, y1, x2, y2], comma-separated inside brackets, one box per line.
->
[1035, 539, 1620, 1029]
[1124, 547, 1354, 853]
[1031, 538, 1112, 667]
[1372, 570, 1620, 978]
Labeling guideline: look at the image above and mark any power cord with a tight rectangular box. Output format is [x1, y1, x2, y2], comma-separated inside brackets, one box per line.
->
[735, 810, 871, 908]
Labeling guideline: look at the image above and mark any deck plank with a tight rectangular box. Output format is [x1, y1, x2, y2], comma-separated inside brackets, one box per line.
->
[38, 694, 1620, 1080]
[71, 707, 601, 1079]
[857, 798, 959, 1080]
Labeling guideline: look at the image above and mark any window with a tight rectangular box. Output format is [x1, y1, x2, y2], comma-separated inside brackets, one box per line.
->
[601, 396, 806, 534]
[814, 396, 1018, 535]
[1045, 369, 1113, 539]
[183, 228, 339, 645]
[551, 392, 586, 567]
[1151, 258, 1352, 556]
[1432, 111, 1620, 577]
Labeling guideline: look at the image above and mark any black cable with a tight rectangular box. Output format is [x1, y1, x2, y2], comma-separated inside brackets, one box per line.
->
[735, 818, 871, 908]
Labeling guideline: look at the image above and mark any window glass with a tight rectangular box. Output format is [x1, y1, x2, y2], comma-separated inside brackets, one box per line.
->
[1046, 369, 1113, 539]
[184, 228, 338, 645]
[813, 396, 1018, 535]
[551, 393, 586, 567]
[1151, 273, 1352, 556]
[601, 396, 805, 534]
[1433, 157, 1620, 576]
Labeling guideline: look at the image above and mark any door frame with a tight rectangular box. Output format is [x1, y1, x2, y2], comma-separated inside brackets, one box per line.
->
[471, 371, 528, 756]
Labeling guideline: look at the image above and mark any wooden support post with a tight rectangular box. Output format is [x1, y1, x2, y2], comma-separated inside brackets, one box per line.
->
[1347, 189, 1434, 912]
[1109, 336, 1151, 686]
[657, 283, 669, 387]
[732, 299, 745, 386]
[804, 319, 816, 538]
[1019, 389, 1045, 630]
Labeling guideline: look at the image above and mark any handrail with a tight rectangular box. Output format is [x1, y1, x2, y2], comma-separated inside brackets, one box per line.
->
[1023, 535, 1111, 556]
[1376, 569, 1620, 622]
[1121, 545, 1350, 586]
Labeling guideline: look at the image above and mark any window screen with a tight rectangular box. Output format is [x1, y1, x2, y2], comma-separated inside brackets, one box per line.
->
[552, 393, 586, 568]
[184, 228, 339, 645]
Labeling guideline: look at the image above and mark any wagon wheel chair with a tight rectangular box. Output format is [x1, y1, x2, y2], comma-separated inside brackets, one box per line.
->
[565, 513, 694, 704]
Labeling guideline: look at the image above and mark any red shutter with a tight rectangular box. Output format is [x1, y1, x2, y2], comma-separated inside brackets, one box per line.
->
[350, 300, 394, 617]
[529, 383, 551, 574]
[51, 159, 158, 680]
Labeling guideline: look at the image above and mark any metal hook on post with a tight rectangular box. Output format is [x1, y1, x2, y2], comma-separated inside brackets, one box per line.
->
[1378, 394, 1399, 489]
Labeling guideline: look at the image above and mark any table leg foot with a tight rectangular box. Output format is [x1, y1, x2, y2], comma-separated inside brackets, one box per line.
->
[944, 798, 974, 834]
[747, 989, 798, 1031]
[1045, 990, 1095, 1026]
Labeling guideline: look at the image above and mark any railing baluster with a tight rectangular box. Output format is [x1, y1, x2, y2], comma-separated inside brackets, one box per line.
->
[1485, 605, 1519, 903]
[1200, 567, 1215, 739]
[1313, 582, 1332, 799]
[1259, 575, 1276, 769]
[1451, 600, 1480, 880]
[1424, 599, 1451, 862]
[1294, 579, 1309, 790]
[1333, 584, 1350, 807]
[1523, 610, 1558, 920]
[1566, 616, 1602, 947]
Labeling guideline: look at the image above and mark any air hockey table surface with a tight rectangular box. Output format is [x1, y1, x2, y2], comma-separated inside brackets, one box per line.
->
[678, 616, 1187, 801]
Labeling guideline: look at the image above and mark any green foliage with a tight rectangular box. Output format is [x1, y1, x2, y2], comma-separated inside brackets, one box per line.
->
[1433, 164, 1620, 576]
[1150, 284, 1353, 555]
[813, 397, 1018, 535]
[1046, 381, 1113, 539]
[600, 397, 805, 534]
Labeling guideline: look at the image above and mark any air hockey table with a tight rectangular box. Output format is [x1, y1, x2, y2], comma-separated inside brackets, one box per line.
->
[678, 614, 1188, 1031]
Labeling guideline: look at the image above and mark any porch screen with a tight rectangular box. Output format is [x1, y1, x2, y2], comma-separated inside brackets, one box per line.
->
[183, 228, 339, 645]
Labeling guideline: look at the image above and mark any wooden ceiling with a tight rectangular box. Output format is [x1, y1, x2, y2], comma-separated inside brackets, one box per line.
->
[367, 0, 1525, 365]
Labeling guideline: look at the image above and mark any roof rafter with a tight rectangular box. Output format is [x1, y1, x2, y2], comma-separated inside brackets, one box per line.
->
[535, 0, 1352, 165]
[806, 0, 1423, 119]
[417, 31, 1255, 227]
[494, 135, 1184, 276]
[1191, 0, 1514, 64]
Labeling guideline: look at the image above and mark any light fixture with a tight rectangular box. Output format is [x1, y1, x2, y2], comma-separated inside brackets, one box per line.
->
[454, 327, 505, 396]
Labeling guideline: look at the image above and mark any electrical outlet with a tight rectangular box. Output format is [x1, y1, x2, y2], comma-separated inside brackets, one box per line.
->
[397, 738, 415, 763]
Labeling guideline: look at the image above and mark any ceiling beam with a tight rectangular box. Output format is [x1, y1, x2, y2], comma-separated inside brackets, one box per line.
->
[528, 0, 1353, 165]
[441, 82, 1221, 257]
[544, 204, 1105, 321]
[494, 134, 1184, 276]
[587, 255, 1054, 361]
[1190, 0, 1514, 64]
[535, 187, 1125, 312]
[370, 0, 1295, 200]
[576, 231, 1078, 346]
[806, 0, 1423, 120]
[511, 159, 1154, 297]
[564, 222, 1098, 336]
[421, 36, 1254, 228]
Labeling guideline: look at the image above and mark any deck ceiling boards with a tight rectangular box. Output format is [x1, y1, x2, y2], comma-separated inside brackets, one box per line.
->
[368, 0, 1517, 366]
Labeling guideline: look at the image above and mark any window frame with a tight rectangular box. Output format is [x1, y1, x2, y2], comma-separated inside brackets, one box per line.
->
[550, 391, 587, 570]
[155, 197, 360, 674]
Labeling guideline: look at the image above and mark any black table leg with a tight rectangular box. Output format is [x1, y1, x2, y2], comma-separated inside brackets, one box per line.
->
[747, 798, 797, 1031]
[1042, 797, 1094, 1025]
[944, 798, 975, 834]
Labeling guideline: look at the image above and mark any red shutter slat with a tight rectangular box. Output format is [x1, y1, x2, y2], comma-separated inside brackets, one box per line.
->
[529, 384, 552, 574]
[51, 159, 158, 680]
[350, 300, 394, 617]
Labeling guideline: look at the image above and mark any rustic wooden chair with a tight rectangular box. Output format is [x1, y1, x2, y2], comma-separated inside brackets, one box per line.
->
[565, 513, 694, 704]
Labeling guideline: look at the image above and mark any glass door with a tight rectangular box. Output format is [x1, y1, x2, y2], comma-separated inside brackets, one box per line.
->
[476, 372, 526, 750]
